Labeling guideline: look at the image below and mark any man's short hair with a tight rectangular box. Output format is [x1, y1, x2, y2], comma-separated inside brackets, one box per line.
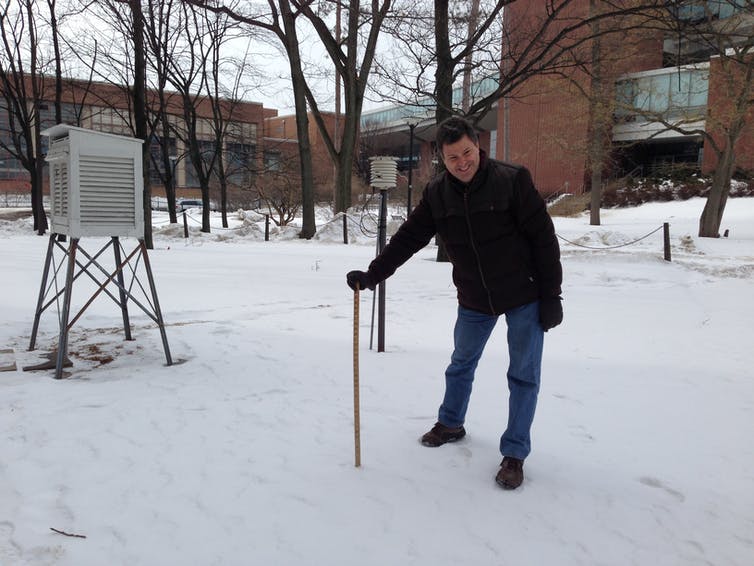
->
[436, 116, 479, 150]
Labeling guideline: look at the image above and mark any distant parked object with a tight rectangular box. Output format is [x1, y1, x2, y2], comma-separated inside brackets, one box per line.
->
[150, 197, 178, 212]
[178, 199, 203, 212]
[151, 198, 212, 212]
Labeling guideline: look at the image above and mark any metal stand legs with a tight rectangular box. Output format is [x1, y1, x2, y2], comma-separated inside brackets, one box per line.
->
[29, 234, 172, 379]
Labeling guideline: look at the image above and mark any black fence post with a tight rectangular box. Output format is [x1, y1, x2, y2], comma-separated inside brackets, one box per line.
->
[265, 214, 270, 241]
[663, 222, 671, 262]
[343, 213, 349, 244]
[182, 211, 188, 238]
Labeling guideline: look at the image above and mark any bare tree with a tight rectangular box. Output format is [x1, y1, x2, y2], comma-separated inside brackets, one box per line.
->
[128, 0, 153, 247]
[374, 1, 674, 126]
[67, 0, 159, 242]
[700, 43, 754, 237]
[0, 0, 51, 234]
[461, 0, 482, 113]
[669, 3, 754, 238]
[143, 0, 182, 224]
[45, 0, 63, 123]
[373, 0, 506, 123]
[184, 0, 319, 238]
[185, 0, 393, 237]
[159, 2, 224, 233]
[257, 153, 301, 227]
[295, 0, 393, 214]
[200, 13, 259, 229]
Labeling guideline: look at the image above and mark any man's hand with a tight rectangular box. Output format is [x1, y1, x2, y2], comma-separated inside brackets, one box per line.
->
[539, 296, 563, 331]
[346, 270, 376, 291]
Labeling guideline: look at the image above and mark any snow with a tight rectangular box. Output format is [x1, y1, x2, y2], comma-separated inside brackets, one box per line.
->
[1, 197, 753, 566]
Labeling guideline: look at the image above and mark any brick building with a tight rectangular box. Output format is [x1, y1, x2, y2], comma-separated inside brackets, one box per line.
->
[498, 0, 754, 196]
[263, 112, 338, 202]
[0, 76, 334, 207]
[702, 48, 754, 173]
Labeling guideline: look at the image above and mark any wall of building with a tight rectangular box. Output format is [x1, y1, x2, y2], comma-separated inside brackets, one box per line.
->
[501, 77, 590, 196]
[0, 75, 272, 201]
[702, 52, 754, 175]
[265, 112, 337, 201]
[497, 0, 667, 196]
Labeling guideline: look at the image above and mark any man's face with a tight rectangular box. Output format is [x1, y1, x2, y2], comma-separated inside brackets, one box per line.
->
[440, 135, 480, 184]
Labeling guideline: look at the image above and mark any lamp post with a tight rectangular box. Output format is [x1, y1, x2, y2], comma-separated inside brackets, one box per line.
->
[369, 156, 398, 353]
[168, 155, 178, 212]
[407, 121, 416, 216]
[169, 154, 187, 235]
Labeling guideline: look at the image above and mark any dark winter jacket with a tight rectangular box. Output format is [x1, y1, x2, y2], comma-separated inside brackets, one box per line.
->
[367, 152, 562, 315]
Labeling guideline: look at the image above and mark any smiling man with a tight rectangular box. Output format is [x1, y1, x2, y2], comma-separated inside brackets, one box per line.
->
[346, 116, 563, 489]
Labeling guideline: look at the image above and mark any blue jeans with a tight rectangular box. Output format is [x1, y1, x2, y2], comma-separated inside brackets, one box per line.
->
[438, 302, 544, 460]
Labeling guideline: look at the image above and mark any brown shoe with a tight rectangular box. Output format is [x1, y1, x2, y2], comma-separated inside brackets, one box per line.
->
[420, 422, 466, 447]
[495, 457, 524, 489]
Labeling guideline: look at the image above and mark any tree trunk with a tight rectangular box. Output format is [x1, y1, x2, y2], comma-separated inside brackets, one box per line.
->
[334, 151, 353, 214]
[699, 147, 734, 237]
[289, 68, 316, 239]
[461, 0, 481, 113]
[332, 1, 363, 215]
[25, 5, 47, 235]
[333, 109, 356, 213]
[279, 1, 316, 239]
[49, 0, 63, 124]
[131, 0, 152, 248]
[220, 176, 228, 228]
[699, 57, 752, 237]
[32, 155, 47, 235]
[333, 86, 362, 214]
[32, 111, 47, 234]
[588, 0, 603, 226]
[434, 0, 452, 263]
[161, 117, 178, 224]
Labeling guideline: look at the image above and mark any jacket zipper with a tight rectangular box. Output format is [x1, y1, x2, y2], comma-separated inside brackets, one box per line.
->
[463, 189, 497, 315]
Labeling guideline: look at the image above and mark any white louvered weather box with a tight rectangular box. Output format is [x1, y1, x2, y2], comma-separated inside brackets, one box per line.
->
[43, 125, 144, 238]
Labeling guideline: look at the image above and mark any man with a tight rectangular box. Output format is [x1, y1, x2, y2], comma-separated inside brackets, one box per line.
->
[346, 116, 562, 489]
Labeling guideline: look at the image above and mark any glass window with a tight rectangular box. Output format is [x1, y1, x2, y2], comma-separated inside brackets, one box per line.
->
[615, 80, 635, 118]
[675, 0, 745, 21]
[226, 142, 255, 185]
[633, 77, 654, 112]
[264, 150, 281, 172]
[184, 140, 217, 188]
[615, 68, 708, 121]
[688, 70, 709, 108]
[148, 136, 177, 185]
[669, 71, 692, 110]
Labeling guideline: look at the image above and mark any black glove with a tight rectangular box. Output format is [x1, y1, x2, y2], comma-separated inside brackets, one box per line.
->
[539, 296, 563, 331]
[346, 270, 376, 291]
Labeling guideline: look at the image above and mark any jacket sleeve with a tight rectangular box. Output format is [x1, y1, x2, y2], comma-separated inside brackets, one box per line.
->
[366, 187, 437, 285]
[512, 167, 563, 299]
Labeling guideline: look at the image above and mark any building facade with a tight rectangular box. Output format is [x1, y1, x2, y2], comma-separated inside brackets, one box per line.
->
[0, 76, 339, 209]
[264, 111, 337, 202]
[498, 0, 754, 196]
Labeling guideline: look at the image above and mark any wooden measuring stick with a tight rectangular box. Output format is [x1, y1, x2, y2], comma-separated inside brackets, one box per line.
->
[353, 285, 361, 467]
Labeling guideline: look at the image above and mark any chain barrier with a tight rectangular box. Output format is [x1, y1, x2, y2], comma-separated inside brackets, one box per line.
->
[182, 210, 239, 232]
[357, 193, 381, 237]
[556, 225, 664, 250]
[159, 209, 670, 259]
[172, 208, 376, 238]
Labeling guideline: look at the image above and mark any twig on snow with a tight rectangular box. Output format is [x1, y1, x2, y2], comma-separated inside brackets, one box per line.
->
[50, 527, 87, 539]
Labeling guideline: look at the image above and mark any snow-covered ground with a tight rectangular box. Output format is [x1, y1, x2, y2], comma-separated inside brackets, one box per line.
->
[1, 198, 752, 566]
